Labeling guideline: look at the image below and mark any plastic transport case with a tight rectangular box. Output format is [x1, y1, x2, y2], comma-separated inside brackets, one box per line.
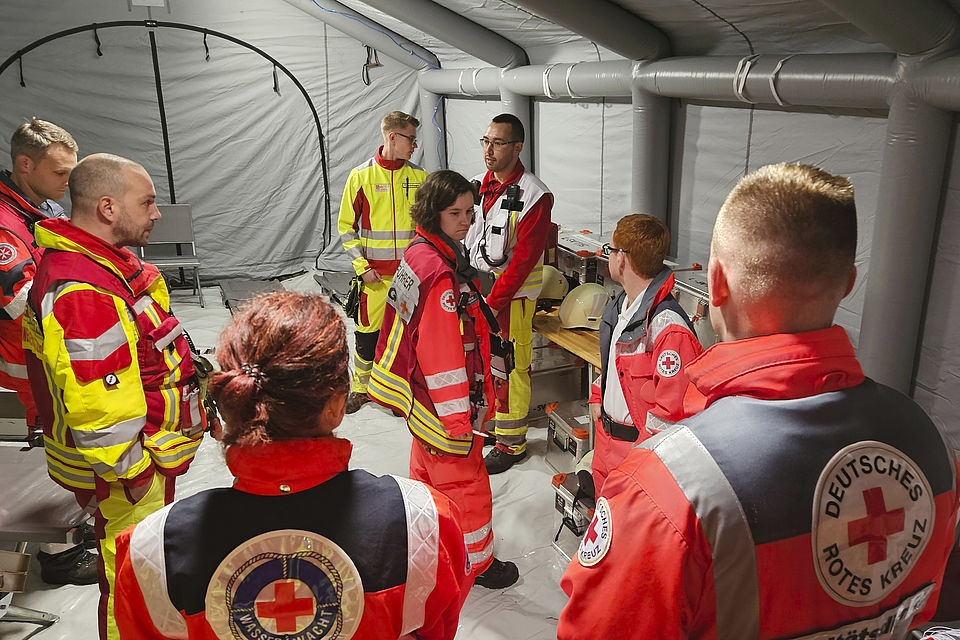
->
[671, 269, 718, 349]
[552, 471, 595, 561]
[545, 399, 592, 474]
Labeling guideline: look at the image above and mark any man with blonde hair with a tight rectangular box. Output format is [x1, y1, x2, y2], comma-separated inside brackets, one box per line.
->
[0, 118, 97, 584]
[24, 153, 207, 639]
[559, 163, 960, 638]
[339, 110, 425, 413]
[587, 214, 701, 491]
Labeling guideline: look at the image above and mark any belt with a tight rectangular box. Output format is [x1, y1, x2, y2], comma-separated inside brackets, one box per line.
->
[600, 410, 639, 442]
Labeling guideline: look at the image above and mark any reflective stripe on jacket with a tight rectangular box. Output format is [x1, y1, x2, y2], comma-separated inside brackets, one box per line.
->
[338, 147, 425, 277]
[370, 229, 493, 456]
[24, 218, 203, 493]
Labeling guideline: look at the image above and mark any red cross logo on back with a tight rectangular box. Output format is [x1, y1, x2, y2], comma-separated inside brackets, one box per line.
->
[847, 487, 905, 565]
[584, 517, 600, 544]
[256, 580, 315, 633]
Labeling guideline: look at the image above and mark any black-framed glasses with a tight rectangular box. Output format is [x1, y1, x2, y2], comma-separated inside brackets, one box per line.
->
[601, 242, 629, 257]
[480, 138, 520, 149]
[395, 132, 418, 145]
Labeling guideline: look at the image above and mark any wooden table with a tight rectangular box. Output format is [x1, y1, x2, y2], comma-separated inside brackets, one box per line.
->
[532, 309, 602, 370]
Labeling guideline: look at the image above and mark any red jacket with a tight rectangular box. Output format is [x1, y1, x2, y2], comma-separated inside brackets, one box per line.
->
[0, 174, 47, 425]
[590, 268, 703, 436]
[561, 326, 960, 640]
[369, 228, 494, 456]
[114, 437, 471, 640]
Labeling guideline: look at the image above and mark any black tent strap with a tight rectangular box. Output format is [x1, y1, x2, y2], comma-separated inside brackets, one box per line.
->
[93, 24, 103, 56]
[203, 30, 210, 61]
[17, 57, 24, 87]
[0, 20, 333, 247]
[148, 29, 176, 204]
[273, 64, 280, 95]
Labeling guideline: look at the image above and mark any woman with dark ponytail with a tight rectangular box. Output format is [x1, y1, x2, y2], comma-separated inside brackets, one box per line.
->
[113, 291, 472, 639]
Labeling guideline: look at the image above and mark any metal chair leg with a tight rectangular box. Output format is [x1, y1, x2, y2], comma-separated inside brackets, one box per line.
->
[1, 603, 60, 627]
[194, 267, 204, 308]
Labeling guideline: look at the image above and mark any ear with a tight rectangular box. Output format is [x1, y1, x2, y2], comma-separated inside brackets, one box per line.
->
[96, 196, 117, 223]
[514, 140, 524, 156]
[843, 265, 857, 298]
[319, 391, 347, 435]
[708, 255, 730, 308]
[14, 154, 33, 174]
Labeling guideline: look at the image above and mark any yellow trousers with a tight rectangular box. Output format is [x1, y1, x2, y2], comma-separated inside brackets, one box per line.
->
[352, 276, 392, 393]
[491, 298, 534, 455]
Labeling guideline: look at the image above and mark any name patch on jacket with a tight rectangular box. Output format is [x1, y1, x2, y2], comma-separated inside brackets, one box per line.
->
[205, 529, 364, 639]
[811, 442, 934, 606]
[387, 260, 420, 324]
[375, 183, 389, 192]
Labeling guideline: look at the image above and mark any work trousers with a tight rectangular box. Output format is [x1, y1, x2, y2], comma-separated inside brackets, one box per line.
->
[352, 275, 392, 393]
[409, 436, 493, 576]
[591, 420, 636, 492]
[491, 298, 534, 455]
[80, 471, 172, 640]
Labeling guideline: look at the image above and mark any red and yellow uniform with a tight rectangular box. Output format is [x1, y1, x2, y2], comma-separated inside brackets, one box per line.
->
[23, 217, 205, 640]
[0, 174, 48, 425]
[464, 161, 552, 455]
[369, 228, 497, 574]
[338, 147, 425, 393]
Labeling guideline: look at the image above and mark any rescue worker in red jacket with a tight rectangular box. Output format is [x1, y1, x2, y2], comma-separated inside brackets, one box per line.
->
[23, 154, 206, 640]
[464, 113, 553, 474]
[114, 291, 472, 639]
[559, 163, 960, 639]
[369, 169, 520, 589]
[588, 214, 702, 491]
[0, 118, 99, 584]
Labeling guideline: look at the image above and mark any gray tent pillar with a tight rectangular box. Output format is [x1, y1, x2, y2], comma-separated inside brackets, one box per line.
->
[498, 86, 532, 169]
[631, 81, 670, 220]
[858, 88, 953, 392]
[418, 84, 446, 171]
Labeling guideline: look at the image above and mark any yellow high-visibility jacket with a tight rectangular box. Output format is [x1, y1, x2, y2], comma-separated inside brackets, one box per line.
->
[23, 219, 204, 494]
[338, 147, 425, 277]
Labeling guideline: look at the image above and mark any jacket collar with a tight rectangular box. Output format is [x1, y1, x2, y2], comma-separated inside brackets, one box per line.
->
[226, 437, 353, 495]
[602, 267, 675, 340]
[35, 218, 160, 296]
[414, 227, 479, 285]
[0, 170, 44, 221]
[683, 325, 865, 414]
[375, 146, 406, 171]
[479, 160, 525, 211]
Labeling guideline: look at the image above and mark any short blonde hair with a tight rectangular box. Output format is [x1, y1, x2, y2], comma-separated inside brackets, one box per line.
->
[714, 162, 856, 302]
[10, 117, 78, 165]
[68, 153, 145, 216]
[381, 111, 419, 135]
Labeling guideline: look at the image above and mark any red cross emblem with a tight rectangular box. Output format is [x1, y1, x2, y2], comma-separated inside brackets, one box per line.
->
[399, 300, 409, 316]
[661, 355, 676, 369]
[847, 487, 905, 565]
[584, 517, 600, 544]
[256, 580, 316, 633]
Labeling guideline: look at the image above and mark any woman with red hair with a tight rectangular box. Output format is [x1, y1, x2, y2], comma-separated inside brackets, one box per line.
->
[113, 291, 471, 639]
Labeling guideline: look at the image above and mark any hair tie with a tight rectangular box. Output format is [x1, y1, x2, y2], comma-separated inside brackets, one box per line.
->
[240, 362, 264, 385]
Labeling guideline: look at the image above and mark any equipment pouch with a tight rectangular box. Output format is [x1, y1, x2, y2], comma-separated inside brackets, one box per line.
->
[191, 352, 219, 431]
[342, 276, 363, 322]
[490, 333, 515, 380]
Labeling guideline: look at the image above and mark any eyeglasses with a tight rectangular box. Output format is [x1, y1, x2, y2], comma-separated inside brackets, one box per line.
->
[395, 132, 418, 145]
[601, 242, 629, 257]
[480, 138, 520, 150]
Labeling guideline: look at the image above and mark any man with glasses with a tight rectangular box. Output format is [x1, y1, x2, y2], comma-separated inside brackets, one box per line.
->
[339, 111, 425, 413]
[589, 215, 701, 492]
[465, 113, 553, 474]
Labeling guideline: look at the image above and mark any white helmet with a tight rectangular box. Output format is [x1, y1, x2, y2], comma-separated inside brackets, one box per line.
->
[559, 283, 609, 330]
[539, 265, 569, 300]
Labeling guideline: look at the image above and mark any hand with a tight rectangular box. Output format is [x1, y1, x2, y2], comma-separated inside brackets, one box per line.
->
[447, 419, 473, 438]
[361, 269, 382, 284]
[590, 401, 601, 425]
[126, 475, 154, 504]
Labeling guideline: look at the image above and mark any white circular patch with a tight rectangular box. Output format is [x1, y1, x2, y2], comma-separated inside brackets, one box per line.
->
[656, 350, 681, 377]
[578, 497, 613, 567]
[205, 529, 364, 639]
[0, 243, 17, 266]
[811, 441, 934, 606]
[440, 289, 457, 313]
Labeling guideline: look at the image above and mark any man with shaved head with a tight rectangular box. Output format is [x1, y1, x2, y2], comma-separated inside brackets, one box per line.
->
[559, 163, 960, 639]
[23, 153, 208, 640]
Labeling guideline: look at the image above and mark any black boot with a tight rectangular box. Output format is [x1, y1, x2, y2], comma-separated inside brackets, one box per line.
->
[474, 558, 519, 589]
[484, 447, 526, 474]
[37, 544, 99, 586]
[344, 391, 370, 414]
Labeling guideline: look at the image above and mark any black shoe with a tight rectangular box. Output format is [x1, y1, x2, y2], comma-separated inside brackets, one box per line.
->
[73, 520, 97, 549]
[474, 558, 519, 589]
[38, 545, 99, 586]
[345, 391, 370, 414]
[484, 447, 526, 475]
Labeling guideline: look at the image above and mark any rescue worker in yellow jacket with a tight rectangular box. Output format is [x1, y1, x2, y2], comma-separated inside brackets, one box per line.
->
[23, 153, 207, 640]
[338, 111, 426, 413]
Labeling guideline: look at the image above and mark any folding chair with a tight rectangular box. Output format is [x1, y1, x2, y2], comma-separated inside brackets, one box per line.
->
[138, 204, 204, 307]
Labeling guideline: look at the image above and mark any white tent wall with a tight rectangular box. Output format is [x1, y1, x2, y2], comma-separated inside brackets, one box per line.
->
[0, 0, 422, 279]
